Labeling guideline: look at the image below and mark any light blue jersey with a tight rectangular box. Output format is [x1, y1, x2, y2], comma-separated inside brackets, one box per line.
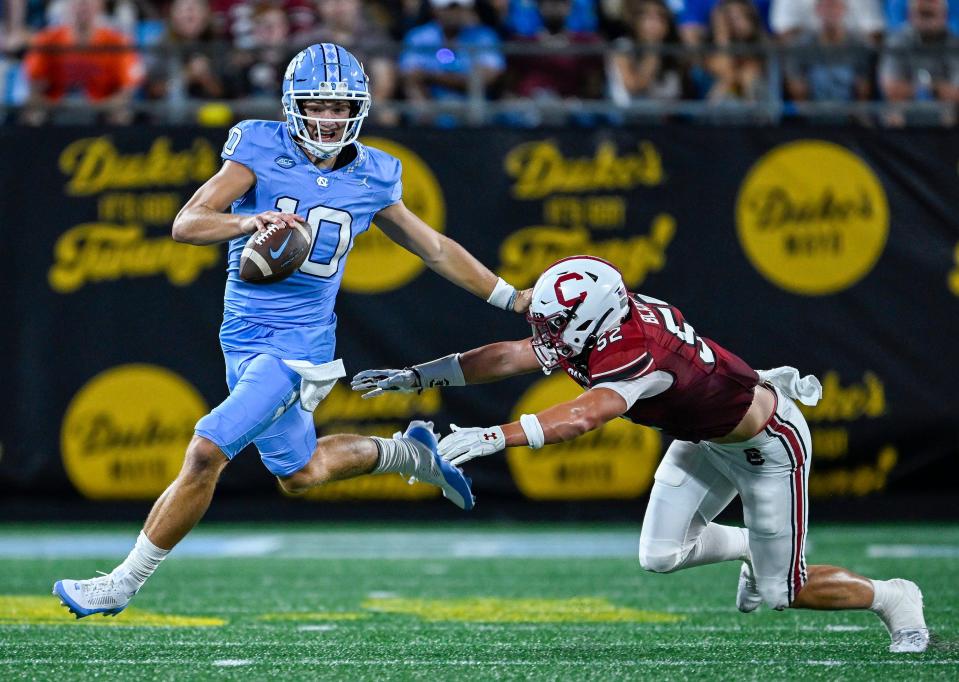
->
[219, 119, 402, 362]
[195, 117, 402, 476]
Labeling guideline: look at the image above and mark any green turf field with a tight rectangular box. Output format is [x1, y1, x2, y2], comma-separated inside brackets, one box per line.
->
[1, 523, 957, 680]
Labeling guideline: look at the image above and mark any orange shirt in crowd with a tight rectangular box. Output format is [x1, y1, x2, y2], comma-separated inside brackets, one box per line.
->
[24, 26, 144, 102]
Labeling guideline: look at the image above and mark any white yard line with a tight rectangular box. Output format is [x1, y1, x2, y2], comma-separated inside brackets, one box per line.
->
[0, 659, 957, 667]
[867, 544, 959, 558]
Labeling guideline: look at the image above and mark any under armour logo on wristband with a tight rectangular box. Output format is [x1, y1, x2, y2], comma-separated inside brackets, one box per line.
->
[483, 433, 497, 441]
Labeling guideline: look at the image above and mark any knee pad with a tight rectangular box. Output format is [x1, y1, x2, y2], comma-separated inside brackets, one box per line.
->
[638, 540, 684, 574]
[756, 576, 790, 611]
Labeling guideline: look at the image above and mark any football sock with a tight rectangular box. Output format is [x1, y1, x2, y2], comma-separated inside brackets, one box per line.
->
[869, 579, 896, 615]
[370, 436, 425, 478]
[683, 524, 751, 569]
[113, 531, 170, 594]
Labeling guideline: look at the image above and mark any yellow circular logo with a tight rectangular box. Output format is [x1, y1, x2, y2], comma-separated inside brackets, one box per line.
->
[342, 138, 446, 294]
[506, 373, 661, 500]
[736, 140, 889, 295]
[61, 364, 208, 499]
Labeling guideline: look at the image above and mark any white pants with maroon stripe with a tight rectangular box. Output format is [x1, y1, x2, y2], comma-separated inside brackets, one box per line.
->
[640, 385, 810, 609]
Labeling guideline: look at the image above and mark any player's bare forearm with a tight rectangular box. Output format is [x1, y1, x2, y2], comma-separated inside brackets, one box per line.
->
[501, 388, 627, 447]
[459, 339, 540, 384]
[375, 201, 498, 299]
[172, 205, 251, 245]
[172, 160, 258, 245]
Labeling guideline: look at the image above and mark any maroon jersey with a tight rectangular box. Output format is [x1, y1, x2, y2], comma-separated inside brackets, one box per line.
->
[563, 293, 759, 442]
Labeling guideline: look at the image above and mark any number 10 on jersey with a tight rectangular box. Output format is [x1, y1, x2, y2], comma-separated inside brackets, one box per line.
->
[275, 197, 352, 278]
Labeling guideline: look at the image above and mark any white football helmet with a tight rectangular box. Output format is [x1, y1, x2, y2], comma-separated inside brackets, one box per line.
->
[527, 256, 630, 372]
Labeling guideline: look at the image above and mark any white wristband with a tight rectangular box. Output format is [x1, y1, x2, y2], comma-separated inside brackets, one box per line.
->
[519, 413, 545, 449]
[412, 354, 466, 389]
[487, 277, 517, 311]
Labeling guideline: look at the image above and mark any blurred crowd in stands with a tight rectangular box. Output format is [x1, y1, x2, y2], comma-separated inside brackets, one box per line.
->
[2, 0, 958, 126]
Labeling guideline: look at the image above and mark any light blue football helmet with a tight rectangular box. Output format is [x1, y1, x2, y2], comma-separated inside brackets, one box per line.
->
[282, 43, 371, 159]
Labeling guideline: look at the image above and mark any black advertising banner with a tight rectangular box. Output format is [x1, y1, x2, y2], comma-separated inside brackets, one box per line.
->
[1, 126, 957, 511]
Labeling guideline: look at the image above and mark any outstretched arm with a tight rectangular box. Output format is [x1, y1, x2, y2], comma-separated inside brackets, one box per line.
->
[459, 339, 540, 383]
[374, 200, 531, 313]
[351, 338, 540, 398]
[439, 387, 627, 466]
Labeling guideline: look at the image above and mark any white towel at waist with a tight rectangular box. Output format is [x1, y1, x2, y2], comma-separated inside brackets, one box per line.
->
[283, 358, 346, 412]
[757, 366, 822, 407]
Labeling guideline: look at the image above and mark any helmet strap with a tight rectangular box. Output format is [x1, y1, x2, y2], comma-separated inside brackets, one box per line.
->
[581, 308, 614, 353]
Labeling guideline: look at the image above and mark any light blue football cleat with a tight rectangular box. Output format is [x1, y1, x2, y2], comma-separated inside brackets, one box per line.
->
[53, 572, 135, 619]
[404, 420, 475, 511]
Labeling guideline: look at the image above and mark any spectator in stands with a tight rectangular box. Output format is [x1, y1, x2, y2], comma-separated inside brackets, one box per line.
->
[226, 2, 292, 98]
[507, 0, 598, 38]
[146, 0, 224, 101]
[669, 0, 771, 45]
[886, 0, 959, 33]
[880, 0, 959, 123]
[783, 0, 873, 104]
[387, 0, 433, 40]
[608, 0, 686, 103]
[770, 0, 885, 43]
[3, 0, 33, 53]
[310, 0, 399, 125]
[21, 0, 144, 124]
[704, 0, 766, 101]
[210, 0, 316, 49]
[399, 0, 505, 125]
[503, 0, 604, 104]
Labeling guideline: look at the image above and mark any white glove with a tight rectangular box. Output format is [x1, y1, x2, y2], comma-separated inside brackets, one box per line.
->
[351, 368, 420, 399]
[438, 424, 506, 467]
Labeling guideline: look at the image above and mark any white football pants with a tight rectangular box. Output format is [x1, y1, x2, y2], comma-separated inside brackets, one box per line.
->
[639, 385, 811, 609]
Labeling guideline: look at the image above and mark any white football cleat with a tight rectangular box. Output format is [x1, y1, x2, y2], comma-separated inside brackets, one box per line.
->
[736, 561, 762, 613]
[53, 572, 136, 619]
[873, 579, 929, 653]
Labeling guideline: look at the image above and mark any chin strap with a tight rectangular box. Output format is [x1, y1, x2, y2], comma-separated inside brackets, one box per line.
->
[580, 307, 614, 354]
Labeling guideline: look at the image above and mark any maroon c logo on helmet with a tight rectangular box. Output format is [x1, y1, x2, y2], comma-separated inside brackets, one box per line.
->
[554, 273, 588, 307]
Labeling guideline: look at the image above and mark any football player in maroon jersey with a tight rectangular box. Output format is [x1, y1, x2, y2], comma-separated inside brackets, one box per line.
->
[352, 255, 929, 653]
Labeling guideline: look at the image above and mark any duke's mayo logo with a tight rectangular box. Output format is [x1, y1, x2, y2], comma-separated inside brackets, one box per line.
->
[498, 139, 673, 288]
[505, 140, 664, 199]
[736, 140, 889, 295]
[342, 137, 445, 294]
[506, 373, 661, 500]
[59, 136, 217, 195]
[61, 365, 207, 500]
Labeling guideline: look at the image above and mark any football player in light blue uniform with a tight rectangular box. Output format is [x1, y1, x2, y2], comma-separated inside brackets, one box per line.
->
[54, 43, 530, 619]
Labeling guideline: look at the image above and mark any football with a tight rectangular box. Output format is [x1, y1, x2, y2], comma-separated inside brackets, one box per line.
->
[239, 221, 311, 284]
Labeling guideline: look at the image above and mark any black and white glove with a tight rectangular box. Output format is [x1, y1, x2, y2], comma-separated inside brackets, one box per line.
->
[438, 424, 506, 467]
[350, 368, 420, 399]
[352, 354, 466, 399]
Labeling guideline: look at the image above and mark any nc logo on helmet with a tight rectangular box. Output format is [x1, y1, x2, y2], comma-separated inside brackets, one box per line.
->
[554, 273, 590, 308]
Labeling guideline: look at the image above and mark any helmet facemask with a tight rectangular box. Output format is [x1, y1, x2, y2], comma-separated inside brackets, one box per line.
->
[528, 301, 616, 374]
[283, 89, 371, 159]
[528, 306, 578, 373]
